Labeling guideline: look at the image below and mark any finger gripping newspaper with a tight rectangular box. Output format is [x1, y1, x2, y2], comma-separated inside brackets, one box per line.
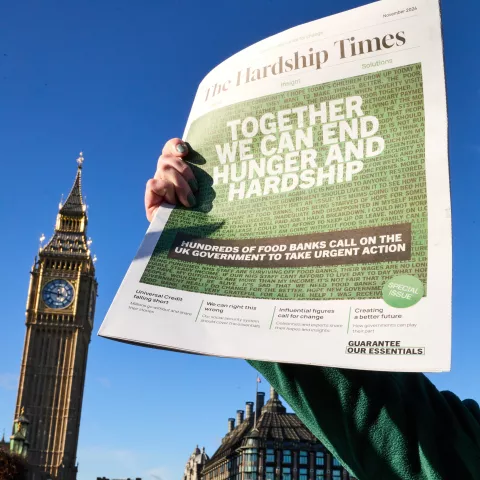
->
[99, 0, 451, 372]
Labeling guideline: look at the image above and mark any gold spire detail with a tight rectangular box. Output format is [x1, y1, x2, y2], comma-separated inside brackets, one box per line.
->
[77, 151, 84, 168]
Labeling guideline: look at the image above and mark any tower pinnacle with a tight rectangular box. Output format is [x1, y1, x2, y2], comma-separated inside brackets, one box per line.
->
[76, 151, 84, 168]
[59, 153, 85, 216]
[15, 149, 98, 479]
[41, 152, 92, 257]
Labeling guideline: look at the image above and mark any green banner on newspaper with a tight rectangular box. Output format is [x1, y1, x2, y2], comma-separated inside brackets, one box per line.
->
[141, 63, 427, 300]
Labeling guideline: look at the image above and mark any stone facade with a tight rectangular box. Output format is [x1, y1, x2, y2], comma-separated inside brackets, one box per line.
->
[188, 387, 356, 480]
[184, 446, 210, 480]
[13, 154, 97, 480]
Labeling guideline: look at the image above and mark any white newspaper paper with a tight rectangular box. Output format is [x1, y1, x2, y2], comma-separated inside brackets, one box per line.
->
[99, 0, 451, 372]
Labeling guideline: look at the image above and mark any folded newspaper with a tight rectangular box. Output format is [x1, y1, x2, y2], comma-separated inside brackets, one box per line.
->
[99, 0, 451, 372]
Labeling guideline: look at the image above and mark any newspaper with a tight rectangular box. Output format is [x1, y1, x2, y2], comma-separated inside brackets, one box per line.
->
[99, 0, 451, 372]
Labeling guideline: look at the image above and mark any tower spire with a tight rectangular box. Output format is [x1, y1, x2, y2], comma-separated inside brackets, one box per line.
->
[59, 152, 86, 216]
[14, 149, 98, 479]
[41, 152, 92, 257]
[76, 151, 84, 168]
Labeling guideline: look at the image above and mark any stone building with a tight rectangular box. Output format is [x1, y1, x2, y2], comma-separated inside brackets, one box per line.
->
[188, 387, 356, 480]
[12, 153, 97, 480]
[184, 445, 210, 480]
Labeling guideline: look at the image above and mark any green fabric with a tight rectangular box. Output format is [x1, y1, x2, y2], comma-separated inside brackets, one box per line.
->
[248, 361, 480, 480]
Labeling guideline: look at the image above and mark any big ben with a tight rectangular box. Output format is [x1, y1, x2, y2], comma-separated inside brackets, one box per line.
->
[14, 153, 97, 480]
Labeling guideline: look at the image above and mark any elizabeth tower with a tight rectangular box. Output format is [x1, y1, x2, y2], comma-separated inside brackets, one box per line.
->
[14, 153, 97, 480]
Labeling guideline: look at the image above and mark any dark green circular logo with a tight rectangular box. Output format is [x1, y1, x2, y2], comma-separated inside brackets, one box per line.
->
[382, 275, 424, 308]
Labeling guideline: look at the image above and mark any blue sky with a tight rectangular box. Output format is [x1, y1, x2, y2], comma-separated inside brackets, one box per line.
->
[1, 0, 480, 479]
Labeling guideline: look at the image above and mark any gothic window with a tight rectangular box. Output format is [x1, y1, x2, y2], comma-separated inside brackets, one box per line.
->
[282, 467, 291, 480]
[331, 471, 341, 479]
[245, 450, 258, 463]
[244, 452, 258, 472]
[332, 458, 341, 467]
[266, 449, 275, 463]
[315, 452, 324, 466]
[265, 466, 274, 480]
[283, 450, 292, 464]
[299, 468, 308, 480]
[315, 470, 325, 480]
[299, 451, 308, 465]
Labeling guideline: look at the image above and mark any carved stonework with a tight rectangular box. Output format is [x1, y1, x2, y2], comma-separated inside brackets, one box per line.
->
[14, 155, 97, 480]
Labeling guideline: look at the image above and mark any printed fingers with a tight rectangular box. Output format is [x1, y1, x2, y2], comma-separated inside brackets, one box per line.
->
[145, 178, 175, 222]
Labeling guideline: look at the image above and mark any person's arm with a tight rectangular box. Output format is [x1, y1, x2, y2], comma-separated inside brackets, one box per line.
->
[144, 139, 480, 479]
[249, 361, 480, 480]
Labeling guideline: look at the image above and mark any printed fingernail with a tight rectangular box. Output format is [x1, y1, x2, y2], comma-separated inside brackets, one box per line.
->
[176, 143, 187, 154]
[188, 178, 198, 192]
[187, 193, 197, 207]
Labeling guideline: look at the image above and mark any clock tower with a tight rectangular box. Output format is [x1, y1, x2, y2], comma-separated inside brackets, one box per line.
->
[14, 153, 97, 480]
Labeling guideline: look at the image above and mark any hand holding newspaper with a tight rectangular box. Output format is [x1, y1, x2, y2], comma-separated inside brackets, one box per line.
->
[99, 0, 451, 372]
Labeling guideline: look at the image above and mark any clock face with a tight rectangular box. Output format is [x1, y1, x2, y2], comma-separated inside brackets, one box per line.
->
[42, 279, 75, 309]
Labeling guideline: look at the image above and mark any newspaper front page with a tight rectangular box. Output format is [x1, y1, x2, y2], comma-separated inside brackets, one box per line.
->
[99, 0, 451, 372]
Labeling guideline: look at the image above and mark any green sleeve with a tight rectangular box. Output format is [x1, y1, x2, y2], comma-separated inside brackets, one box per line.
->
[248, 361, 480, 480]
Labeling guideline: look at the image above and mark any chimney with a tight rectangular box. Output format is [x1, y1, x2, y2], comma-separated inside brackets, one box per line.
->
[228, 418, 235, 433]
[245, 401, 254, 420]
[270, 385, 278, 400]
[256, 391, 265, 419]
[236, 410, 244, 425]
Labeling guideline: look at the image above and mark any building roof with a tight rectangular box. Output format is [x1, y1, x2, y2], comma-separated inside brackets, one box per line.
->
[0, 432, 9, 452]
[40, 154, 92, 261]
[59, 166, 85, 216]
[207, 390, 319, 465]
[42, 232, 89, 257]
[184, 445, 210, 476]
[189, 445, 209, 464]
[256, 411, 318, 443]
